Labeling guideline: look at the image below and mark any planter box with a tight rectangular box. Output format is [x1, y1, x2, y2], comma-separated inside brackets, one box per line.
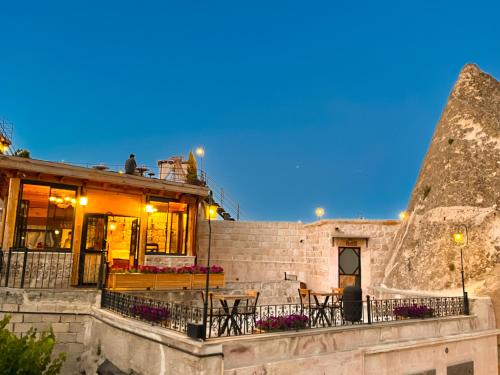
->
[106, 272, 225, 290]
[155, 273, 192, 290]
[191, 273, 225, 289]
[107, 273, 156, 290]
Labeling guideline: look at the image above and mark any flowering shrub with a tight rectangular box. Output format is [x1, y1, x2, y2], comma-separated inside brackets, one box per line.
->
[255, 314, 309, 331]
[130, 305, 170, 323]
[393, 304, 434, 319]
[109, 264, 224, 274]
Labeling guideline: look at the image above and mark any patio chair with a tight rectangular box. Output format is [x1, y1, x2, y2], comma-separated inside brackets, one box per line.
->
[297, 288, 320, 325]
[200, 291, 229, 338]
[238, 290, 260, 329]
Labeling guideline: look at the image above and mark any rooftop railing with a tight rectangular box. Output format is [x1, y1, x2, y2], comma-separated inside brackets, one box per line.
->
[100, 290, 465, 339]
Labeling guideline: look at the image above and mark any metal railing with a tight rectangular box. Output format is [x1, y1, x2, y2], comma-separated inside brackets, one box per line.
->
[100, 291, 465, 339]
[0, 248, 74, 289]
[101, 290, 204, 333]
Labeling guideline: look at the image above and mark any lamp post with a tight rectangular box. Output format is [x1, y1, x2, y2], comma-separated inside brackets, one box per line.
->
[196, 147, 205, 183]
[315, 207, 325, 220]
[201, 191, 213, 340]
[453, 224, 469, 315]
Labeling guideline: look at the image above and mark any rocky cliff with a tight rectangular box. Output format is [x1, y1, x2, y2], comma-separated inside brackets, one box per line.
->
[383, 64, 499, 297]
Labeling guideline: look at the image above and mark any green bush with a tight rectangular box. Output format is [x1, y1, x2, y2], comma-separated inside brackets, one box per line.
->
[186, 151, 198, 184]
[0, 315, 66, 375]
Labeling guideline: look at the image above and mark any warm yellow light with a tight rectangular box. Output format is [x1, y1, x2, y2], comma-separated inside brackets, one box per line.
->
[71, 198, 76, 205]
[207, 205, 218, 220]
[49, 196, 57, 202]
[109, 221, 117, 231]
[64, 197, 71, 202]
[195, 147, 205, 157]
[56, 198, 63, 203]
[399, 211, 408, 220]
[79, 196, 88, 206]
[118, 170, 124, 174]
[54, 229, 60, 235]
[453, 233, 464, 244]
[315, 207, 325, 219]
[145, 204, 155, 213]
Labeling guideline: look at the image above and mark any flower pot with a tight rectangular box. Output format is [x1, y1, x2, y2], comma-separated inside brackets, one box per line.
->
[155, 273, 192, 290]
[191, 273, 225, 289]
[107, 273, 156, 290]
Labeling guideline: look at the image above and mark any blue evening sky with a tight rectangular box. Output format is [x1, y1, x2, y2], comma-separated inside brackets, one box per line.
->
[1, 1, 499, 221]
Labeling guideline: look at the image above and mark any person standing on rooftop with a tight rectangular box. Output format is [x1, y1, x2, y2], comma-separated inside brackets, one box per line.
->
[125, 154, 137, 175]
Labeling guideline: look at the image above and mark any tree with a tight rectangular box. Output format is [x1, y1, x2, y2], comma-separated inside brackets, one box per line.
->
[0, 315, 66, 374]
[186, 151, 198, 184]
[14, 149, 31, 158]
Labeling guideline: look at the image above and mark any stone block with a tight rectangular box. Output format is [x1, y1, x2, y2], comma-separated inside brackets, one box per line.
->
[60, 315, 77, 322]
[23, 314, 43, 323]
[14, 323, 32, 333]
[52, 322, 70, 333]
[42, 315, 62, 323]
[55, 332, 77, 343]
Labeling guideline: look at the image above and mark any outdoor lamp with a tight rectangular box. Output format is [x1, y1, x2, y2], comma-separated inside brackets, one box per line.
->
[399, 211, 408, 220]
[207, 205, 218, 220]
[145, 204, 155, 213]
[315, 207, 325, 219]
[195, 147, 205, 158]
[79, 196, 88, 206]
[0, 135, 11, 154]
[452, 225, 469, 315]
[109, 219, 117, 232]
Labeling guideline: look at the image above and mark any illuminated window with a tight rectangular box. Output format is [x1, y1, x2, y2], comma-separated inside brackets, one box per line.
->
[146, 198, 188, 255]
[14, 182, 77, 250]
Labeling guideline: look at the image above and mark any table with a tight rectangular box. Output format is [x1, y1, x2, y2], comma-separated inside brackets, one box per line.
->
[92, 164, 109, 171]
[213, 294, 249, 336]
[136, 166, 150, 177]
[311, 291, 333, 326]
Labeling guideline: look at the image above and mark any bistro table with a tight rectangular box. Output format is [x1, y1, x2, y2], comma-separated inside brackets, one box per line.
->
[136, 166, 150, 177]
[310, 291, 333, 326]
[213, 294, 249, 336]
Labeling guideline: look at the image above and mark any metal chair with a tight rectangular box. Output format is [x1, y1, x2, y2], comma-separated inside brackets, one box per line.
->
[200, 291, 228, 338]
[238, 290, 260, 330]
[297, 288, 320, 326]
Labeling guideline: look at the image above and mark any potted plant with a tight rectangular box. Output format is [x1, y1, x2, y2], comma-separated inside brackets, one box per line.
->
[255, 314, 309, 332]
[393, 304, 434, 320]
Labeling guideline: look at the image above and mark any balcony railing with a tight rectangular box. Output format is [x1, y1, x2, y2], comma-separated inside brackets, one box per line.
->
[100, 290, 465, 339]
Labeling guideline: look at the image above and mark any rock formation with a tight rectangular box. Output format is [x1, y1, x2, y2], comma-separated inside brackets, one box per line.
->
[383, 64, 499, 303]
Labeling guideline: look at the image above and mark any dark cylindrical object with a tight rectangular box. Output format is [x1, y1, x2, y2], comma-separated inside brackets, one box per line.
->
[342, 285, 362, 323]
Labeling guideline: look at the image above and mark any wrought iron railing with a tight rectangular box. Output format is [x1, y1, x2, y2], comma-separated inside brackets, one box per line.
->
[101, 290, 204, 333]
[0, 248, 75, 289]
[100, 291, 465, 339]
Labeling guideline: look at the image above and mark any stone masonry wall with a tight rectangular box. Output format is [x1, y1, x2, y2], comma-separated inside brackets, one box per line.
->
[0, 289, 100, 374]
[197, 219, 399, 292]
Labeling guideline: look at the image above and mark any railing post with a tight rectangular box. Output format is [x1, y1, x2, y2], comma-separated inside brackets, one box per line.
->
[98, 250, 108, 290]
[20, 248, 28, 288]
[5, 249, 12, 287]
[366, 295, 372, 324]
[463, 291, 470, 315]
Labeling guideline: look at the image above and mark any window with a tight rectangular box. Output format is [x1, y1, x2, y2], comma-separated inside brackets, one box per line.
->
[146, 198, 188, 255]
[14, 182, 77, 250]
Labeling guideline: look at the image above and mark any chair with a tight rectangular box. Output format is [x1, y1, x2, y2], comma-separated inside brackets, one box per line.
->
[238, 290, 260, 328]
[200, 291, 229, 338]
[297, 288, 320, 325]
[331, 288, 344, 307]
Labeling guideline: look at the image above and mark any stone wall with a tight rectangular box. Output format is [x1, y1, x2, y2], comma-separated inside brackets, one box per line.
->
[197, 219, 399, 292]
[0, 289, 100, 374]
[144, 254, 196, 268]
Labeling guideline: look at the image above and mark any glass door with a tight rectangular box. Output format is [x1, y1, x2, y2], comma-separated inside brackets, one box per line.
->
[338, 247, 361, 288]
[78, 214, 140, 285]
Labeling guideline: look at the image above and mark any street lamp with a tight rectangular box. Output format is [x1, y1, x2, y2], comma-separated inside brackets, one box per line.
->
[453, 224, 469, 315]
[201, 191, 214, 340]
[195, 147, 205, 182]
[399, 211, 408, 220]
[315, 207, 325, 220]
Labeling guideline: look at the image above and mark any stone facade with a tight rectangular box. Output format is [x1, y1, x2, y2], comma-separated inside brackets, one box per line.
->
[144, 254, 196, 268]
[197, 219, 399, 292]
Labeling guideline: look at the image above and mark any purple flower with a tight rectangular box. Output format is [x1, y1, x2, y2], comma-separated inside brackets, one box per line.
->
[130, 304, 170, 322]
[256, 314, 309, 331]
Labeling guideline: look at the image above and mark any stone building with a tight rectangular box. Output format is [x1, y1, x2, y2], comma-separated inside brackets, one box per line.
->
[0, 156, 208, 287]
